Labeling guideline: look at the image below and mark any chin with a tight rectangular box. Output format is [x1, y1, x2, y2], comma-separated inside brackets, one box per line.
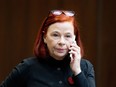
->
[55, 54, 66, 60]
[52, 51, 67, 60]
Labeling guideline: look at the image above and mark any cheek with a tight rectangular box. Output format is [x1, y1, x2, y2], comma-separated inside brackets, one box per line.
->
[46, 40, 57, 49]
[65, 40, 72, 49]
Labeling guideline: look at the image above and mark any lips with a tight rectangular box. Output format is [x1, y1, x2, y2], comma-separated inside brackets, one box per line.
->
[56, 48, 66, 53]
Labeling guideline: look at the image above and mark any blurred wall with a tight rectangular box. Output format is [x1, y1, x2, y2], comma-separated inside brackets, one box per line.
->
[0, 0, 116, 87]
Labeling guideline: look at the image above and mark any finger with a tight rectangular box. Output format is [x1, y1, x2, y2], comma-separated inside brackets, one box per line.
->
[69, 46, 80, 53]
[69, 49, 81, 59]
[70, 56, 74, 63]
[70, 43, 80, 49]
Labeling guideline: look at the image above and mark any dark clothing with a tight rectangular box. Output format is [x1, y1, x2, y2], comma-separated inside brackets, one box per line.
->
[0, 56, 95, 87]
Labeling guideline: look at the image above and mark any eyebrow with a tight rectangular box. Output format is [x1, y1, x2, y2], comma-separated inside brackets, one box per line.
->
[52, 31, 72, 35]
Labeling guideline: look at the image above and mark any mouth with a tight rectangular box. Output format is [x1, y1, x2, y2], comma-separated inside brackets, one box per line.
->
[56, 48, 67, 53]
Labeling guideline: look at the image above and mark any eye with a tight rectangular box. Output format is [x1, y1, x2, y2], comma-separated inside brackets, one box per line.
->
[65, 34, 72, 38]
[52, 33, 59, 37]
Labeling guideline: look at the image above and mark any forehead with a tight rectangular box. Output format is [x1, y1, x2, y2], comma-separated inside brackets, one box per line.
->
[47, 22, 74, 33]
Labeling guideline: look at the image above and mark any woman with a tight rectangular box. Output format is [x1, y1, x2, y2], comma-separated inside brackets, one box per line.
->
[0, 10, 96, 87]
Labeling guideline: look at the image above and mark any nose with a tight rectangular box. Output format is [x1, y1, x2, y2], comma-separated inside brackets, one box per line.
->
[58, 36, 65, 46]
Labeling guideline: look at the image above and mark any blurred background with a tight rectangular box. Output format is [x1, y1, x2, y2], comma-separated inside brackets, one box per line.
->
[0, 0, 116, 87]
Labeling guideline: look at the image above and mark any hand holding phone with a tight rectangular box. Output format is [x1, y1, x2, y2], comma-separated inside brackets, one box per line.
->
[70, 36, 76, 58]
[69, 36, 81, 75]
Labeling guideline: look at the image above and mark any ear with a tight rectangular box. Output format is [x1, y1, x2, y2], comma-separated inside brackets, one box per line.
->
[43, 37, 47, 44]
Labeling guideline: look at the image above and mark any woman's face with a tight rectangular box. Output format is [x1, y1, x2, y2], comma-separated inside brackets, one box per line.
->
[44, 22, 75, 60]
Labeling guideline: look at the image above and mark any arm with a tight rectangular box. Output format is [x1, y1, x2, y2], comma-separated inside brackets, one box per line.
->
[69, 41, 95, 87]
[0, 59, 30, 87]
[0, 67, 22, 87]
[72, 60, 95, 87]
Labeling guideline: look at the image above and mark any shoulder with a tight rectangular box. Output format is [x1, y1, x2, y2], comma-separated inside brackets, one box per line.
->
[80, 58, 94, 73]
[20, 57, 38, 65]
[0, 57, 39, 85]
[81, 58, 93, 67]
[15, 57, 38, 74]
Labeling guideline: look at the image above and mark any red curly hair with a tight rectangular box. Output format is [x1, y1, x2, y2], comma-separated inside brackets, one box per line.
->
[33, 10, 84, 58]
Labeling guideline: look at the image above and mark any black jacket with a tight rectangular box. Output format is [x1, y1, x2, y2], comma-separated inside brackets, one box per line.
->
[0, 56, 95, 87]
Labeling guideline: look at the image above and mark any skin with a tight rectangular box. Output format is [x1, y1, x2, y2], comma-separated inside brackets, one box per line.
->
[44, 21, 81, 75]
